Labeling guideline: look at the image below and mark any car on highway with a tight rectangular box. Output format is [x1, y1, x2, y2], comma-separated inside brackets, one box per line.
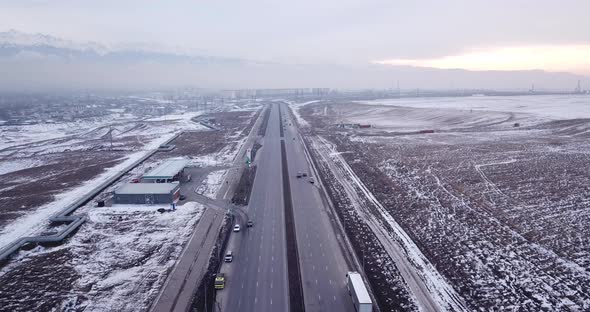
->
[179, 194, 187, 200]
[309, 177, 315, 184]
[247, 220, 254, 227]
[224, 251, 233, 262]
[233, 224, 241, 232]
[214, 273, 226, 290]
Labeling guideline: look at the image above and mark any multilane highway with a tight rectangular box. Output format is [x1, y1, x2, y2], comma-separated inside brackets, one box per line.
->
[218, 104, 289, 311]
[217, 103, 356, 312]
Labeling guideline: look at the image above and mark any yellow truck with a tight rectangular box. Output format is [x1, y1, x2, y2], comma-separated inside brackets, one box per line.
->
[214, 273, 226, 290]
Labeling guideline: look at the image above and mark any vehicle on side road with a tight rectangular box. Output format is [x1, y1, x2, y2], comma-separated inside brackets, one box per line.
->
[346, 272, 372, 312]
[179, 194, 186, 200]
[224, 251, 233, 262]
[215, 273, 226, 290]
[308, 177, 315, 184]
[233, 224, 241, 232]
[247, 220, 254, 227]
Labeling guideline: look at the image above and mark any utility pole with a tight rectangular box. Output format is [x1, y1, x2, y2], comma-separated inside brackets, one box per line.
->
[109, 125, 113, 150]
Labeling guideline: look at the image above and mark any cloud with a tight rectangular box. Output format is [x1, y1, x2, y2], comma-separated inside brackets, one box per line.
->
[374, 45, 590, 75]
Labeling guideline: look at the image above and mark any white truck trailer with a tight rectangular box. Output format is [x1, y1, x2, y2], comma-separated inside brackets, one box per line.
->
[347, 271, 372, 312]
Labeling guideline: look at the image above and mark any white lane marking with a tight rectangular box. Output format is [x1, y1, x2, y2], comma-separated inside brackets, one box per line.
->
[271, 282, 273, 289]
[329, 279, 332, 285]
[318, 294, 321, 301]
[325, 265, 328, 271]
[333, 296, 336, 302]
[271, 298, 273, 305]
[315, 279, 318, 284]
[242, 282, 244, 289]
[258, 266, 260, 273]
[256, 281, 259, 287]
[255, 297, 258, 304]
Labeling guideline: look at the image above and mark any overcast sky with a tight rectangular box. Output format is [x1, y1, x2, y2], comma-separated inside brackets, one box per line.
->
[1, 0, 589, 75]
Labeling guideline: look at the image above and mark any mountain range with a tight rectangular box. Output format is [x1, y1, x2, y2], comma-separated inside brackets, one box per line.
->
[0, 29, 245, 65]
[0, 29, 586, 92]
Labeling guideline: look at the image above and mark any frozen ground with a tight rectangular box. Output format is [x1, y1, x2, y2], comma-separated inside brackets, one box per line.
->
[300, 95, 590, 311]
[358, 94, 590, 121]
[0, 202, 204, 312]
[286, 100, 320, 127]
[0, 105, 261, 311]
[0, 111, 205, 245]
[195, 170, 228, 199]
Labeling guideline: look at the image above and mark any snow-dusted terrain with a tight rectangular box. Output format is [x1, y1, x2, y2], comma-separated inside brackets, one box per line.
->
[0, 100, 261, 311]
[299, 94, 590, 311]
[0, 111, 204, 247]
[196, 170, 228, 199]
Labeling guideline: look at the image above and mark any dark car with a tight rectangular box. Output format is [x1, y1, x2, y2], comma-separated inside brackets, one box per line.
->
[247, 220, 254, 227]
[179, 195, 187, 200]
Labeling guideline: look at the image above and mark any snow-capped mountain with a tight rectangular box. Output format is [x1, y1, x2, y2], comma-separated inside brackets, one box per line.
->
[0, 29, 244, 64]
[0, 29, 108, 54]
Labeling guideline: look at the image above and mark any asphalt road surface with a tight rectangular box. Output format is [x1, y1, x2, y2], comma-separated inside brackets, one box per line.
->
[218, 103, 356, 312]
[281, 103, 355, 312]
[218, 104, 289, 312]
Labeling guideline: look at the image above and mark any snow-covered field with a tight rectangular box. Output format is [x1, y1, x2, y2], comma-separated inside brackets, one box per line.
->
[357, 94, 590, 121]
[0, 112, 205, 248]
[295, 94, 590, 133]
[286, 100, 320, 127]
[68, 202, 204, 311]
[195, 170, 228, 199]
[0, 104, 261, 311]
[300, 95, 590, 311]
[0, 111, 204, 159]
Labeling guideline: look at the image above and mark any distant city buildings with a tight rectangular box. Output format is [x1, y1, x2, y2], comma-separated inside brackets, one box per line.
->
[222, 88, 330, 99]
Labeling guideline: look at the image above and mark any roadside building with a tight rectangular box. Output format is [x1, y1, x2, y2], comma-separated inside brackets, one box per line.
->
[142, 159, 189, 183]
[114, 183, 180, 204]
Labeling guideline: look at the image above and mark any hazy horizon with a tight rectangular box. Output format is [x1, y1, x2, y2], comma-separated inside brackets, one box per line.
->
[0, 1, 589, 91]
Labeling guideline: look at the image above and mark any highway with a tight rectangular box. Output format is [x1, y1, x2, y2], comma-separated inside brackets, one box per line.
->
[281, 103, 355, 312]
[217, 102, 357, 312]
[151, 104, 266, 312]
[218, 104, 289, 311]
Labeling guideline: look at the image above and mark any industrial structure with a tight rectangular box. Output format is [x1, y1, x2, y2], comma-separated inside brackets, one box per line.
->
[114, 183, 180, 204]
[142, 159, 189, 183]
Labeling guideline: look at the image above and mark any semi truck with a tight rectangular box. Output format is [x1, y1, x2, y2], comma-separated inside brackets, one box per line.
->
[346, 271, 372, 312]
